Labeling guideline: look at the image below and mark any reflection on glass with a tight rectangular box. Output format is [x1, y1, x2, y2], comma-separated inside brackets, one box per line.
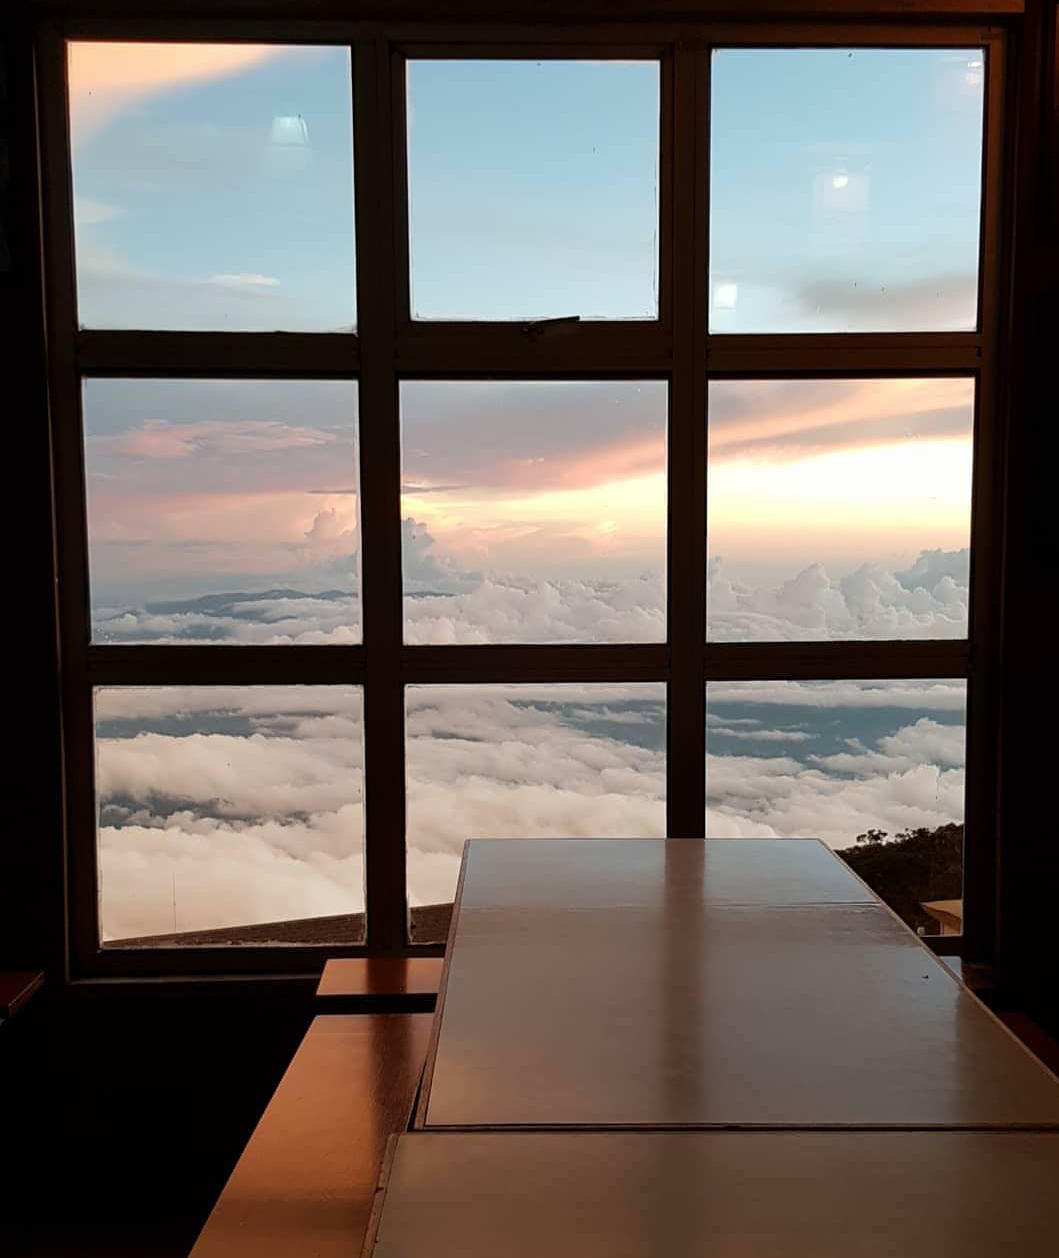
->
[709, 48, 984, 332]
[406, 684, 667, 940]
[96, 686, 365, 944]
[69, 42, 356, 330]
[84, 379, 360, 644]
[706, 679, 966, 934]
[706, 378, 974, 641]
[401, 381, 667, 643]
[407, 59, 660, 319]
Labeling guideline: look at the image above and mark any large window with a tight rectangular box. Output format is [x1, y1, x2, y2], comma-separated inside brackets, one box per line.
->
[39, 16, 1006, 974]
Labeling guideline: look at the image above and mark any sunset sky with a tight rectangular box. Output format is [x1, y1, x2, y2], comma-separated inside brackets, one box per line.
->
[70, 42, 981, 939]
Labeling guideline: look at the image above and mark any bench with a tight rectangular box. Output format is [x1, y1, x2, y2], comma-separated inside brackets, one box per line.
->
[189, 1013, 432, 1258]
[316, 957, 443, 1011]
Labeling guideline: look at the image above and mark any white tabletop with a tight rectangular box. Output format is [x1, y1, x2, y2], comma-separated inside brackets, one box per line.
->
[418, 839, 1059, 1128]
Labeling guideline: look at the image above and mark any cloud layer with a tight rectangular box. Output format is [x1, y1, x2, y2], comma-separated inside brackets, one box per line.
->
[96, 678, 965, 942]
[97, 687, 364, 940]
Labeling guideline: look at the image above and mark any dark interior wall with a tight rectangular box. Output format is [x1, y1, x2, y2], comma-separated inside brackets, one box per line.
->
[6, 995, 312, 1258]
[1, 15, 66, 981]
[996, 0, 1059, 1037]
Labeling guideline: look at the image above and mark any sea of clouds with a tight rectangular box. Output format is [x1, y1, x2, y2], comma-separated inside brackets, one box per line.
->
[92, 524, 970, 646]
[96, 674, 965, 942]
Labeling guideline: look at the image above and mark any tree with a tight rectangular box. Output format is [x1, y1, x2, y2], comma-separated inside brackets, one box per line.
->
[839, 823, 964, 934]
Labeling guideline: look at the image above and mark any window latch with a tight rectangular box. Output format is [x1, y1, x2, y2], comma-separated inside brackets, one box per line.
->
[520, 315, 581, 340]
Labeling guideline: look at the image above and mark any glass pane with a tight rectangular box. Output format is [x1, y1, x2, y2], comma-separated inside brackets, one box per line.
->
[406, 683, 667, 941]
[69, 42, 356, 330]
[709, 48, 985, 332]
[84, 379, 360, 644]
[407, 59, 660, 320]
[95, 686, 364, 945]
[707, 378, 974, 641]
[706, 678, 966, 935]
[401, 381, 667, 643]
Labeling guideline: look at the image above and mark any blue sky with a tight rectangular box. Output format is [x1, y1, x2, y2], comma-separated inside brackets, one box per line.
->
[70, 45, 357, 330]
[709, 48, 985, 331]
[407, 59, 659, 319]
[70, 44, 984, 331]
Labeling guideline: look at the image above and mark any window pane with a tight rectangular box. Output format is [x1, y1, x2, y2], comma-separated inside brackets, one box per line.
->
[407, 59, 659, 320]
[84, 379, 360, 644]
[95, 686, 364, 945]
[706, 678, 966, 935]
[709, 48, 984, 332]
[69, 42, 356, 330]
[401, 381, 667, 643]
[406, 684, 667, 941]
[707, 378, 973, 641]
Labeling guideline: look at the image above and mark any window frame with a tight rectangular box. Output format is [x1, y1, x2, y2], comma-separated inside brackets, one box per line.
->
[34, 8, 1012, 980]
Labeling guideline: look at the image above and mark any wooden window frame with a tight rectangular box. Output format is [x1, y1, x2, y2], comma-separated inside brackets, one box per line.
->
[33, 4, 1018, 982]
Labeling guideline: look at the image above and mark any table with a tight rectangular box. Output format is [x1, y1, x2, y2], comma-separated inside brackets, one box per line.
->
[369, 1130, 1059, 1258]
[362, 838, 1059, 1257]
[416, 839, 1059, 1128]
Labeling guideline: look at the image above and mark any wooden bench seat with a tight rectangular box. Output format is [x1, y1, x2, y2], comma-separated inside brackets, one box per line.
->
[190, 1013, 432, 1258]
[316, 957, 444, 1011]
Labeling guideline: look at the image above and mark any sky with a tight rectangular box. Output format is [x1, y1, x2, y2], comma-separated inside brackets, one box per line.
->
[69, 42, 984, 942]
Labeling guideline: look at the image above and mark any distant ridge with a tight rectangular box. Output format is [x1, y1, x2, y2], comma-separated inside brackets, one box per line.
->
[143, 588, 353, 614]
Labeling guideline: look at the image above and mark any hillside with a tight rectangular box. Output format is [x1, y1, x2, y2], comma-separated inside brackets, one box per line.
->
[839, 823, 964, 934]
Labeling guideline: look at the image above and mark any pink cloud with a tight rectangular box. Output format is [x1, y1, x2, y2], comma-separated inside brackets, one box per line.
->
[68, 42, 290, 144]
[109, 419, 336, 461]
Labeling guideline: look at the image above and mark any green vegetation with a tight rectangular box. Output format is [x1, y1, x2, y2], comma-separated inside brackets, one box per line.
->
[839, 823, 963, 934]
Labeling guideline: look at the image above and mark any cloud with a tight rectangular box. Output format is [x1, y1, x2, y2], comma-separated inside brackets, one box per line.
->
[790, 273, 978, 332]
[405, 685, 666, 905]
[401, 380, 667, 494]
[304, 507, 357, 546]
[73, 261, 346, 331]
[708, 377, 974, 463]
[209, 273, 281, 289]
[96, 687, 365, 939]
[404, 575, 666, 645]
[73, 197, 124, 225]
[93, 593, 362, 646]
[90, 533, 968, 647]
[101, 814, 364, 940]
[707, 678, 967, 712]
[102, 417, 336, 462]
[708, 549, 969, 641]
[95, 673, 966, 940]
[68, 43, 289, 144]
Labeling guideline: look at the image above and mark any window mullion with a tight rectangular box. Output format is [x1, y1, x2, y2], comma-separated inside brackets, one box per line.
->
[354, 38, 409, 952]
[667, 43, 709, 837]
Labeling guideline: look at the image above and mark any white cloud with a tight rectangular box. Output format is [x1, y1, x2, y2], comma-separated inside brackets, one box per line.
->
[97, 688, 364, 940]
[96, 674, 966, 939]
[92, 547, 970, 940]
[74, 197, 124, 225]
[209, 273, 281, 289]
[708, 549, 969, 641]
[707, 678, 966, 712]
